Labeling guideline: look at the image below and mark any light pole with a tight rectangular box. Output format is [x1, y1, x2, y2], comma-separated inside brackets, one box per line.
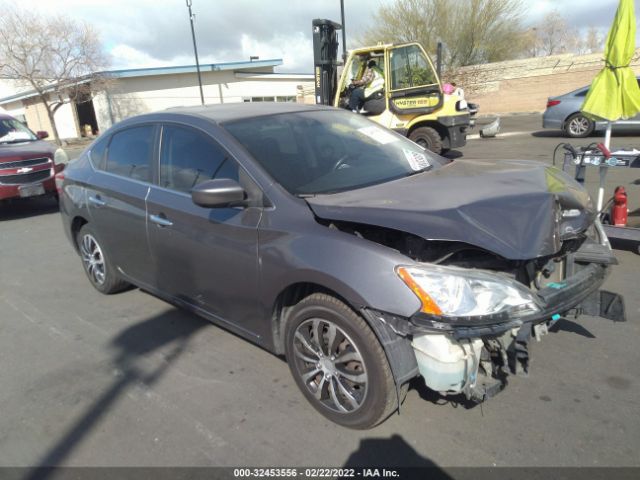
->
[186, 0, 205, 105]
[340, 0, 347, 63]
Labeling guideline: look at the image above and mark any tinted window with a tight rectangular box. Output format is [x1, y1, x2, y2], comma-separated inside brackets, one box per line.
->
[105, 126, 154, 181]
[89, 136, 109, 168]
[575, 89, 588, 97]
[159, 125, 237, 193]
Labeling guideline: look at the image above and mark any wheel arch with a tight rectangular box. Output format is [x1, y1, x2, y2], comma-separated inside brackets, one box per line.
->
[70, 216, 89, 252]
[270, 281, 419, 396]
[270, 281, 361, 356]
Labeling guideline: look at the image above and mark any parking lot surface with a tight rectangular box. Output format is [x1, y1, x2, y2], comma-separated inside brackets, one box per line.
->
[1, 114, 639, 469]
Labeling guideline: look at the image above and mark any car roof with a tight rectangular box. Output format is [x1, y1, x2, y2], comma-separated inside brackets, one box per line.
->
[160, 102, 336, 124]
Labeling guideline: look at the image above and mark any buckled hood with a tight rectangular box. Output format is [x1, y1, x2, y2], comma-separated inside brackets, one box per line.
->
[305, 159, 595, 260]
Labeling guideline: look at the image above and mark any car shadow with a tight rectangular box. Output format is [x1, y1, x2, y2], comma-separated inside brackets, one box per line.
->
[0, 195, 59, 221]
[341, 434, 451, 475]
[443, 150, 463, 160]
[531, 129, 565, 138]
[25, 307, 206, 477]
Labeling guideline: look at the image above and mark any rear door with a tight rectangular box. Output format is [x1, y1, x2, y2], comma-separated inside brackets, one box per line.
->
[146, 124, 262, 335]
[86, 124, 157, 286]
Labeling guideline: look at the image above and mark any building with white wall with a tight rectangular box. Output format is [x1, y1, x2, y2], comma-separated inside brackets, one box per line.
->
[0, 59, 313, 139]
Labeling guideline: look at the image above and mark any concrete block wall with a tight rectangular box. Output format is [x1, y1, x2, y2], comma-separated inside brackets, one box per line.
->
[458, 49, 640, 114]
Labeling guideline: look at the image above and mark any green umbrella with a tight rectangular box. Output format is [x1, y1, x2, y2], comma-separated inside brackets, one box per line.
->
[580, 0, 640, 210]
[581, 0, 640, 136]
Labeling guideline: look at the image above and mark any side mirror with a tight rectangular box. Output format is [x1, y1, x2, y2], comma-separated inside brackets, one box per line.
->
[36, 131, 49, 139]
[191, 178, 246, 208]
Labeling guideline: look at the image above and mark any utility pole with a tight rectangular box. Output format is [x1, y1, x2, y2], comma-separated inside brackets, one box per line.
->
[186, 0, 205, 105]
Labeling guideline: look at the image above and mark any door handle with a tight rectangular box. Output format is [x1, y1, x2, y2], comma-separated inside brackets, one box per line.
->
[88, 195, 106, 207]
[149, 213, 173, 227]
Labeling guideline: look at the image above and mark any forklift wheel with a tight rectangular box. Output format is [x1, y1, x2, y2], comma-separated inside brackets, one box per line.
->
[409, 127, 443, 155]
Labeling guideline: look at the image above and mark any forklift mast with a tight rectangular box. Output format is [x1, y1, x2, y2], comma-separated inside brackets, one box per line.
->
[312, 19, 342, 105]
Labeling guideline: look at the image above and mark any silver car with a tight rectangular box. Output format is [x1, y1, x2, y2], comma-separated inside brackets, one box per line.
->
[543, 80, 640, 137]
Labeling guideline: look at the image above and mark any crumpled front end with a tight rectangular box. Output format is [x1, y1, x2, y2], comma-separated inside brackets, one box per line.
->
[365, 220, 625, 402]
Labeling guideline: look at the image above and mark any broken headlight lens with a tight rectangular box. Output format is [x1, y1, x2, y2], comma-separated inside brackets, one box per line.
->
[397, 265, 540, 319]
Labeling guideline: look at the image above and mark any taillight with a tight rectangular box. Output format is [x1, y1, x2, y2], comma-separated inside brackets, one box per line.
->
[547, 99, 561, 107]
[55, 171, 65, 194]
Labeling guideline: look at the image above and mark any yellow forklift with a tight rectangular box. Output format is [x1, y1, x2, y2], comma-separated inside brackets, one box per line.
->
[312, 19, 473, 155]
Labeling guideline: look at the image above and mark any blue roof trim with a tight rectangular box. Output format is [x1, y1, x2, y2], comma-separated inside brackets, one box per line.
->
[107, 59, 282, 78]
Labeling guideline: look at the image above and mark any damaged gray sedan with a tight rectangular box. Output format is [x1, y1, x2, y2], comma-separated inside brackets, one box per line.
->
[59, 103, 624, 429]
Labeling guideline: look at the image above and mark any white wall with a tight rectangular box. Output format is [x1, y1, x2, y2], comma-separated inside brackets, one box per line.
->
[94, 70, 313, 131]
[53, 102, 78, 139]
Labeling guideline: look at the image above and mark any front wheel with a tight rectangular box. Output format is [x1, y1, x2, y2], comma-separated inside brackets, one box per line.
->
[564, 113, 594, 138]
[409, 126, 443, 155]
[284, 293, 398, 429]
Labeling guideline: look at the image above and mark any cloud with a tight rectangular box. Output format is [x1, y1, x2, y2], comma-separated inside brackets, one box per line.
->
[1, 0, 635, 74]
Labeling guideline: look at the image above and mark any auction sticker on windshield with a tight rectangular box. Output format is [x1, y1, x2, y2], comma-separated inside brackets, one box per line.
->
[357, 126, 398, 145]
[403, 148, 430, 171]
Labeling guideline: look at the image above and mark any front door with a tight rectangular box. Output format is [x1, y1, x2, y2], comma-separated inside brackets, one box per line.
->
[146, 124, 262, 336]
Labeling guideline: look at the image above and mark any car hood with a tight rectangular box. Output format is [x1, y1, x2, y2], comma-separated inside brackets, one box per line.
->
[305, 159, 595, 260]
[0, 140, 56, 161]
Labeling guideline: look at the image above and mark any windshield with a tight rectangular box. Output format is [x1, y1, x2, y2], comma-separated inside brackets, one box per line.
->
[223, 110, 446, 195]
[0, 118, 37, 144]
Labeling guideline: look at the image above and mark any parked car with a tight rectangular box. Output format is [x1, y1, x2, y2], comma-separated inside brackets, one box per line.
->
[59, 103, 622, 429]
[543, 80, 640, 137]
[0, 113, 68, 203]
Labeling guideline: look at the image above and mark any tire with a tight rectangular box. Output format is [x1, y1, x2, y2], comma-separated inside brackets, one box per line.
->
[409, 126, 443, 155]
[564, 113, 594, 138]
[76, 224, 129, 294]
[284, 293, 398, 429]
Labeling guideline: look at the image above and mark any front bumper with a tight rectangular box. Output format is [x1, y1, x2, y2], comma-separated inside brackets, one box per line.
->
[365, 241, 624, 403]
[438, 114, 469, 149]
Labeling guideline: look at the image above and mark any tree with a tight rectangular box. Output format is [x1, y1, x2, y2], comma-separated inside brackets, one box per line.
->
[533, 10, 574, 56]
[583, 25, 604, 54]
[360, 0, 528, 69]
[0, 7, 109, 145]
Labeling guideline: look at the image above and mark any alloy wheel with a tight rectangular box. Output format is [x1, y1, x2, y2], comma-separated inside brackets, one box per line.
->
[568, 115, 591, 136]
[292, 318, 368, 413]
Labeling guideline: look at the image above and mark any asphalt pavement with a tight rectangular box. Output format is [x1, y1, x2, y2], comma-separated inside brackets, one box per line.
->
[1, 115, 639, 470]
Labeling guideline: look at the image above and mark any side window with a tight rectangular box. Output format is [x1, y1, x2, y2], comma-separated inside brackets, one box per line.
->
[105, 126, 154, 181]
[89, 136, 109, 169]
[159, 125, 238, 193]
[575, 89, 588, 97]
[389, 45, 436, 90]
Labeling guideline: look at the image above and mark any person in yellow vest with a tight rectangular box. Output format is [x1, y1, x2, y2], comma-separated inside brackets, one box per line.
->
[348, 59, 384, 112]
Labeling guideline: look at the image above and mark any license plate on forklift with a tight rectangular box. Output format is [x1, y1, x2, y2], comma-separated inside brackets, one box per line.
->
[19, 183, 45, 198]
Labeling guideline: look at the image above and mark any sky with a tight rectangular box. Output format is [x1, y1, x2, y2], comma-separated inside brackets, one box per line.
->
[2, 0, 637, 73]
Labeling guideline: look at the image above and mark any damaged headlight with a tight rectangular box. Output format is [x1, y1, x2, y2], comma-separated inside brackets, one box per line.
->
[397, 265, 540, 319]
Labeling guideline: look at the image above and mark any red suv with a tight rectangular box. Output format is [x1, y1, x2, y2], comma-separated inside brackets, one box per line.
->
[0, 113, 67, 202]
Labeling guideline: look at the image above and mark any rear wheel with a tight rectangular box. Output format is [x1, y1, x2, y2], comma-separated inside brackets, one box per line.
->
[564, 113, 594, 138]
[409, 126, 443, 155]
[77, 224, 129, 294]
[284, 293, 398, 429]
